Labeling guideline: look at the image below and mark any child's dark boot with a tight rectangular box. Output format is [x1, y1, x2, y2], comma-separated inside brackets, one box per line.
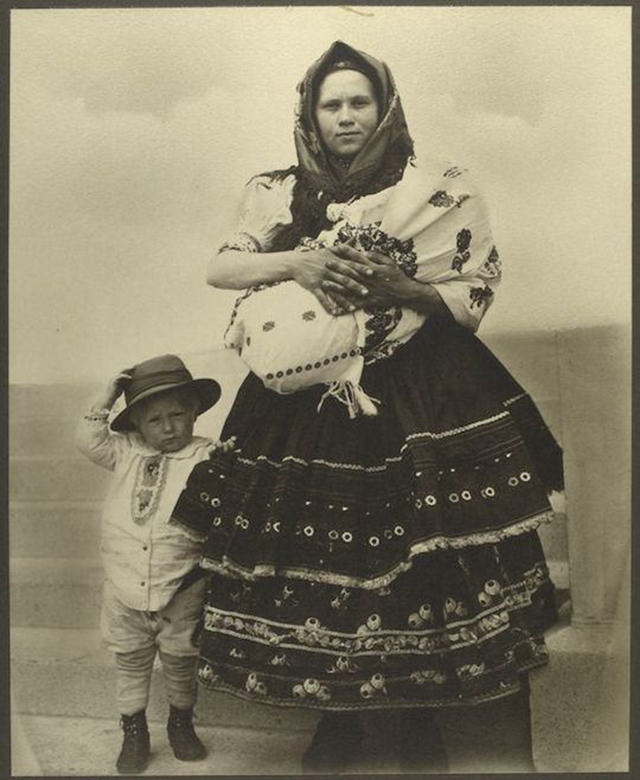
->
[117, 710, 150, 774]
[167, 705, 207, 761]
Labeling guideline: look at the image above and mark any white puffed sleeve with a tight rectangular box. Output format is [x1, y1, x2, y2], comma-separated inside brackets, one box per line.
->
[75, 413, 133, 471]
[218, 173, 296, 254]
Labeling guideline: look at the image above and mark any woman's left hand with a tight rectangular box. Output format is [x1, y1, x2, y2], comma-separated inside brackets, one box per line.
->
[322, 246, 414, 309]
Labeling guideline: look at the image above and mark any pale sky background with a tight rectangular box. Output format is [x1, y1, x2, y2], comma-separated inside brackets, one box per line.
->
[10, 6, 631, 384]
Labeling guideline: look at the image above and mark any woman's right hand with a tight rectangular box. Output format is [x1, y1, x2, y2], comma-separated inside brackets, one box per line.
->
[290, 246, 372, 315]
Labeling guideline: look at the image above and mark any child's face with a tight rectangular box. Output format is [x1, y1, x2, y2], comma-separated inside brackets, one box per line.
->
[133, 391, 197, 453]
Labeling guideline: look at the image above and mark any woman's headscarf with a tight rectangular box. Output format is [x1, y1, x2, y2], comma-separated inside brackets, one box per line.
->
[267, 41, 415, 252]
[294, 40, 414, 195]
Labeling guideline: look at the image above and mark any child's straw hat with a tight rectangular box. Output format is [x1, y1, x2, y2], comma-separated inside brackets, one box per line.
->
[111, 354, 221, 432]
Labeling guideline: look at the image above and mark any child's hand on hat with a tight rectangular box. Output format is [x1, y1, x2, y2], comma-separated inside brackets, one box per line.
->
[211, 435, 238, 455]
[93, 369, 133, 411]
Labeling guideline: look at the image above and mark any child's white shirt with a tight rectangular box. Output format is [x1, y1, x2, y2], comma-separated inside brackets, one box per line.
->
[76, 415, 213, 611]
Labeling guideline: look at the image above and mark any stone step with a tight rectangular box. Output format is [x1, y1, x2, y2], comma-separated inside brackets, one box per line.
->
[9, 502, 101, 559]
[11, 627, 319, 734]
[10, 554, 570, 630]
[10, 457, 111, 503]
[11, 558, 104, 628]
[10, 383, 100, 421]
[10, 415, 85, 458]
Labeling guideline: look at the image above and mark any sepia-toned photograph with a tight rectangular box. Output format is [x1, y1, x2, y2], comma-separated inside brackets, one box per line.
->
[8, 5, 631, 775]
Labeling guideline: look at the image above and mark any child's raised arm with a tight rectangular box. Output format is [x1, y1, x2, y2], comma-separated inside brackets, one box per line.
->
[75, 370, 132, 470]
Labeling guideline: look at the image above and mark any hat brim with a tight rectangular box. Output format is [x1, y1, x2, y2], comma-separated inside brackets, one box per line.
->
[110, 378, 221, 432]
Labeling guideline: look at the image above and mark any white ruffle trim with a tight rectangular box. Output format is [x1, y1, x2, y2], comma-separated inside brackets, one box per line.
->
[200, 510, 555, 591]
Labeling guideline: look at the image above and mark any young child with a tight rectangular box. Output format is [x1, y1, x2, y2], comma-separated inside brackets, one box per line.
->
[75, 354, 236, 774]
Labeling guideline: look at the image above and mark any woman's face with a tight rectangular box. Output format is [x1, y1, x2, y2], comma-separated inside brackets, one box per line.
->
[314, 69, 379, 159]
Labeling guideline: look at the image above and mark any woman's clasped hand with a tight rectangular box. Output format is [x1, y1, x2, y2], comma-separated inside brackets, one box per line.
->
[289, 243, 371, 314]
[322, 245, 419, 311]
[291, 242, 418, 315]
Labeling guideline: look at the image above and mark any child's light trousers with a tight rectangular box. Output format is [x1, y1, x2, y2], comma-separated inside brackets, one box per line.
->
[101, 577, 206, 716]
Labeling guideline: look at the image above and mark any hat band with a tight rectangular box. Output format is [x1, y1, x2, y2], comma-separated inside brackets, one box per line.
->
[125, 369, 194, 406]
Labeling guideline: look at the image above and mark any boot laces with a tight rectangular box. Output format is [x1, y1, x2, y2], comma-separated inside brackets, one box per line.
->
[121, 714, 147, 737]
[169, 709, 194, 729]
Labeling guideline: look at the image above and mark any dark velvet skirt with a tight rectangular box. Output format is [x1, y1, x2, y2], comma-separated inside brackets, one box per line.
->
[173, 316, 562, 710]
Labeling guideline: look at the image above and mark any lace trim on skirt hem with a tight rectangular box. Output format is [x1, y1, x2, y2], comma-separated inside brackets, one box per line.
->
[200, 509, 555, 590]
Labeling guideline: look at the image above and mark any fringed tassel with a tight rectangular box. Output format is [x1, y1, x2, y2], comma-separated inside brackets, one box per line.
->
[317, 379, 380, 418]
[351, 382, 380, 417]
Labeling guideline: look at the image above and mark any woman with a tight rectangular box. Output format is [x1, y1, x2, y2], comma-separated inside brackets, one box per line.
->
[173, 41, 563, 773]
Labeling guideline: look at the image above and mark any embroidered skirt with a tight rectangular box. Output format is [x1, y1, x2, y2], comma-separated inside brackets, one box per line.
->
[173, 317, 562, 709]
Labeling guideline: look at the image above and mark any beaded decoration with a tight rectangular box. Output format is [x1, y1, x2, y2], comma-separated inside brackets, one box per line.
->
[264, 346, 362, 382]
